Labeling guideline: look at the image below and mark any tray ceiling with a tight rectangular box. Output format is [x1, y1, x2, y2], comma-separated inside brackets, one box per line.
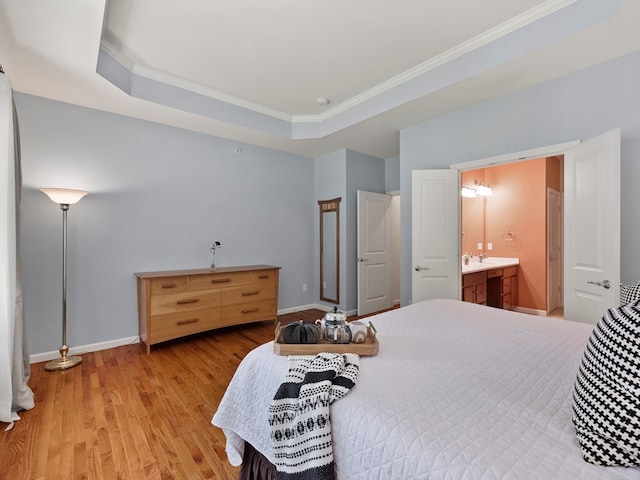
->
[1, 0, 639, 158]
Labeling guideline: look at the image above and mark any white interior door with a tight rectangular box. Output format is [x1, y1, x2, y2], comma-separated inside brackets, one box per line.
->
[411, 170, 460, 303]
[564, 129, 620, 324]
[357, 191, 393, 315]
[547, 188, 562, 313]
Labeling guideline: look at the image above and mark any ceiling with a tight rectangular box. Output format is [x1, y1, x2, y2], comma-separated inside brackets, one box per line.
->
[1, 0, 639, 159]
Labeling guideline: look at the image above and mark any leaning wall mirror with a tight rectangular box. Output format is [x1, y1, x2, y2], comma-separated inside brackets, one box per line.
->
[319, 197, 340, 304]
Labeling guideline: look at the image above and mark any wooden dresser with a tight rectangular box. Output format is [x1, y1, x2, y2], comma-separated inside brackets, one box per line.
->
[135, 265, 280, 353]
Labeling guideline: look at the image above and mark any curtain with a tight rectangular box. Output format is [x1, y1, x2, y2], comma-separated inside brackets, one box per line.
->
[0, 67, 35, 428]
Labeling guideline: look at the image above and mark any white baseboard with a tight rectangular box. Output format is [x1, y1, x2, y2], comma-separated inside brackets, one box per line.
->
[30, 304, 357, 364]
[513, 306, 548, 316]
[278, 304, 350, 316]
[30, 336, 140, 364]
[277, 304, 322, 315]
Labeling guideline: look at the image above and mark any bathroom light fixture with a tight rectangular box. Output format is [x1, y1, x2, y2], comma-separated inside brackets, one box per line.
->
[474, 180, 492, 196]
[461, 186, 477, 198]
[40, 187, 88, 371]
[461, 180, 492, 197]
[475, 184, 492, 196]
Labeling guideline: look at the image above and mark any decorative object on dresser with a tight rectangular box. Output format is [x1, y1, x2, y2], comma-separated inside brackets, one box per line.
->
[209, 240, 222, 270]
[135, 265, 280, 353]
[40, 187, 89, 371]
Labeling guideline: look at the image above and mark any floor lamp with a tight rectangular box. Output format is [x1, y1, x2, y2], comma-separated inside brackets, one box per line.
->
[41, 188, 88, 371]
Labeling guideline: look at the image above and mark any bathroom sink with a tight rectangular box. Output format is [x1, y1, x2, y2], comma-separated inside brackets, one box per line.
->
[462, 257, 519, 274]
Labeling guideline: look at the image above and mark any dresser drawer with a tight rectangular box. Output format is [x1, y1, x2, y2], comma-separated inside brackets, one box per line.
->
[150, 290, 221, 316]
[221, 299, 277, 327]
[151, 308, 222, 343]
[150, 277, 188, 295]
[251, 269, 278, 283]
[221, 283, 276, 306]
[188, 271, 251, 291]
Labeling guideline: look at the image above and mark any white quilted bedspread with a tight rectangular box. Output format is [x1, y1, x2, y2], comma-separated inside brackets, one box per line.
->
[212, 299, 640, 479]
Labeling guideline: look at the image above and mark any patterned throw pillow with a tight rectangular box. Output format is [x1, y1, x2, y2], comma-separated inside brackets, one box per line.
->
[620, 281, 640, 306]
[572, 299, 640, 466]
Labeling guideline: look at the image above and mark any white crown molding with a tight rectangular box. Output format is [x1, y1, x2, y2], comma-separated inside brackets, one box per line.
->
[291, 0, 577, 124]
[99, 39, 135, 72]
[133, 63, 293, 122]
[100, 39, 292, 122]
[99, 0, 583, 136]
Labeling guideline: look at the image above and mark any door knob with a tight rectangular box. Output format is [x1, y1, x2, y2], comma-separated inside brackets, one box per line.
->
[357, 257, 368, 263]
[587, 279, 611, 289]
[414, 265, 429, 271]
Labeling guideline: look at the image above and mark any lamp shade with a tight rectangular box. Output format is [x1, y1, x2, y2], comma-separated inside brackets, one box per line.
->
[41, 188, 88, 205]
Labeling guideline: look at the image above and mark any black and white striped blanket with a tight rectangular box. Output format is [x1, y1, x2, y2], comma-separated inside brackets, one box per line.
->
[268, 352, 360, 480]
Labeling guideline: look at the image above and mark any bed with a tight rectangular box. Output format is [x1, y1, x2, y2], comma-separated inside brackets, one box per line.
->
[212, 299, 639, 479]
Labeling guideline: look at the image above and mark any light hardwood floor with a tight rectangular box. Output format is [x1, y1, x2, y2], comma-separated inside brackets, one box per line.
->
[1, 308, 382, 480]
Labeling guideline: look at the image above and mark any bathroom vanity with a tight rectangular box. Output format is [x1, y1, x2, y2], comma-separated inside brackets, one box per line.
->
[462, 258, 519, 310]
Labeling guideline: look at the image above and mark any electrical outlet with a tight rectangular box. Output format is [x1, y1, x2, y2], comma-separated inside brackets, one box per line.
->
[487, 243, 493, 250]
[477, 242, 483, 250]
[303, 284, 307, 292]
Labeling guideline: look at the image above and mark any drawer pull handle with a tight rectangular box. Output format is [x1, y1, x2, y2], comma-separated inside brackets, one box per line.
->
[211, 278, 232, 284]
[161, 283, 177, 289]
[242, 308, 259, 314]
[258, 275, 269, 279]
[242, 291, 260, 296]
[177, 318, 199, 325]
[176, 298, 199, 305]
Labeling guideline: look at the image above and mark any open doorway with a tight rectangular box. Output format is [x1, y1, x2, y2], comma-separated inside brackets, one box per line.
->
[414, 131, 620, 324]
[461, 156, 564, 317]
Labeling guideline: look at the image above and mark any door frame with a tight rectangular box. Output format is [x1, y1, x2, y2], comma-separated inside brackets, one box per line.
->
[450, 141, 579, 172]
[448, 140, 580, 309]
[547, 187, 563, 314]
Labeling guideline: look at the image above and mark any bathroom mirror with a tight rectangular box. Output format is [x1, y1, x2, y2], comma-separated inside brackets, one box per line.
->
[461, 169, 486, 254]
[319, 197, 340, 304]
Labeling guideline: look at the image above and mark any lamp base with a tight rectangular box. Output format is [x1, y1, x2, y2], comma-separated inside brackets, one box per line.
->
[45, 355, 82, 371]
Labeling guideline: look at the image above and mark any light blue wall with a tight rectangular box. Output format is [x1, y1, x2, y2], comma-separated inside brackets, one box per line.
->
[345, 150, 385, 311]
[16, 94, 315, 355]
[313, 149, 386, 312]
[399, 52, 640, 306]
[314, 150, 347, 310]
[385, 156, 400, 192]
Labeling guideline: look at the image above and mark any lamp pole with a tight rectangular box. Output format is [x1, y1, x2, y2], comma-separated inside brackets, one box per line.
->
[41, 188, 88, 371]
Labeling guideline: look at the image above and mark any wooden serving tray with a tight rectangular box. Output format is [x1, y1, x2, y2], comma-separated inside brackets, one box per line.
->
[273, 321, 379, 356]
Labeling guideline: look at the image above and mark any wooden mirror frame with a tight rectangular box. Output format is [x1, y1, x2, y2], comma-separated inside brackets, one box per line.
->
[318, 197, 340, 304]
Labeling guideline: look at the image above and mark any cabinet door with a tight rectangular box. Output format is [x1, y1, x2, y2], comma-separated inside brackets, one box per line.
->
[476, 283, 487, 305]
[463, 286, 476, 303]
[502, 293, 511, 310]
[510, 276, 518, 307]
